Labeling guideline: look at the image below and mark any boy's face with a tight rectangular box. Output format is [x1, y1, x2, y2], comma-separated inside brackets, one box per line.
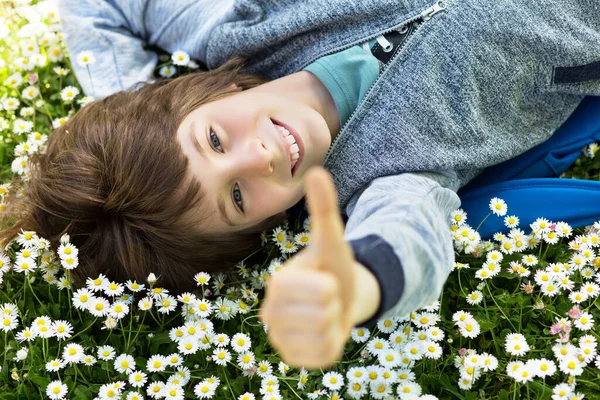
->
[176, 82, 335, 234]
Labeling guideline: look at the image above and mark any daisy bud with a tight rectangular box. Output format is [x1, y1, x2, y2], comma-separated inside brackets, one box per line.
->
[147, 273, 158, 285]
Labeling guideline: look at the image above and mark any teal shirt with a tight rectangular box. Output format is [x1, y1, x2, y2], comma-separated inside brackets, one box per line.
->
[302, 40, 380, 128]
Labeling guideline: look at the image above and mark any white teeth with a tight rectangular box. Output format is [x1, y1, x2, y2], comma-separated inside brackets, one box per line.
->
[285, 134, 296, 145]
[290, 143, 299, 155]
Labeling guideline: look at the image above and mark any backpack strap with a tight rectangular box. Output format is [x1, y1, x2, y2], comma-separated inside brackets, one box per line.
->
[459, 178, 600, 239]
[458, 96, 600, 238]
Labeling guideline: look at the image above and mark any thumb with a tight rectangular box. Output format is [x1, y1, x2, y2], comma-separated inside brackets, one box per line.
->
[304, 166, 356, 326]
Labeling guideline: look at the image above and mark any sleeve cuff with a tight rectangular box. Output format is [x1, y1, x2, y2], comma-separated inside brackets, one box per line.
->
[348, 234, 405, 329]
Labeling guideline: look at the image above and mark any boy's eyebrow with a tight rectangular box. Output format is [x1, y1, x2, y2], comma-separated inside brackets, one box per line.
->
[188, 121, 235, 227]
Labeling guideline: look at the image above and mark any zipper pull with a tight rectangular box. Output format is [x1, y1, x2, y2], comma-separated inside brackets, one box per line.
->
[420, 0, 446, 21]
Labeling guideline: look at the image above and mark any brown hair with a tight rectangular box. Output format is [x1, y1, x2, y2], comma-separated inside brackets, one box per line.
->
[0, 56, 291, 295]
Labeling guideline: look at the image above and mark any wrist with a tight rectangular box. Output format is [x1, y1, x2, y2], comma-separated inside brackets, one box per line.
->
[350, 260, 381, 327]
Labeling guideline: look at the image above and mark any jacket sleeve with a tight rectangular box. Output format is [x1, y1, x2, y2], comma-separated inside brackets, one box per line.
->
[344, 171, 461, 328]
[57, 0, 234, 98]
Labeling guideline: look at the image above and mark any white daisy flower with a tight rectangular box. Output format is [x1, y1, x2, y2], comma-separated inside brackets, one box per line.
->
[211, 347, 231, 366]
[231, 332, 252, 353]
[62, 343, 84, 364]
[76, 51, 96, 67]
[558, 356, 584, 376]
[457, 319, 480, 339]
[60, 86, 79, 102]
[46, 380, 68, 400]
[146, 355, 168, 372]
[466, 290, 483, 305]
[450, 209, 467, 225]
[87, 295, 111, 317]
[489, 197, 507, 216]
[52, 116, 69, 128]
[573, 312, 594, 331]
[159, 65, 177, 78]
[171, 50, 190, 66]
[114, 354, 135, 374]
[50, 320, 73, 340]
[194, 271, 211, 286]
[237, 351, 256, 370]
[128, 370, 148, 388]
[322, 371, 344, 391]
[351, 327, 371, 343]
[21, 85, 39, 100]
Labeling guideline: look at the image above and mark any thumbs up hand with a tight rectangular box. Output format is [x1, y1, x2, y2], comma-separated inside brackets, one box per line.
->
[259, 166, 359, 371]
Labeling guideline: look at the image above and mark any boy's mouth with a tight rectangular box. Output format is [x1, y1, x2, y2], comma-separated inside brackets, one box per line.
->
[271, 118, 304, 177]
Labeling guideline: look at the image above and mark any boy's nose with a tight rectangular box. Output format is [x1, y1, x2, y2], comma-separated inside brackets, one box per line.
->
[238, 139, 274, 176]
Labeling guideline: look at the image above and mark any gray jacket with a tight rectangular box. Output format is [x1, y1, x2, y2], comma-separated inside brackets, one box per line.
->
[58, 0, 600, 327]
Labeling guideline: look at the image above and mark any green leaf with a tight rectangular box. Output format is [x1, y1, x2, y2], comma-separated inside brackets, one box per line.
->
[72, 385, 93, 400]
[17, 383, 32, 400]
[28, 374, 50, 389]
[498, 389, 510, 400]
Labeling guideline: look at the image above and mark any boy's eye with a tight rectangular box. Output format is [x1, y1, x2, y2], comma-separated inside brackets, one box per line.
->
[210, 129, 223, 152]
[209, 128, 244, 213]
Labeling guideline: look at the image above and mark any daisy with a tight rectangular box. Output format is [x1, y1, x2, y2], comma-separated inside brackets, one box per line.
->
[568, 290, 588, 304]
[98, 383, 122, 399]
[161, 382, 184, 400]
[351, 327, 371, 343]
[176, 336, 198, 356]
[59, 86, 79, 102]
[558, 356, 584, 376]
[489, 197, 507, 216]
[457, 320, 480, 339]
[21, 85, 39, 100]
[171, 50, 190, 66]
[147, 381, 165, 399]
[552, 383, 573, 399]
[426, 326, 444, 342]
[194, 271, 211, 286]
[231, 332, 252, 353]
[505, 334, 530, 357]
[540, 281, 560, 297]
[81, 355, 97, 366]
[15, 327, 37, 343]
[578, 343, 597, 363]
[114, 354, 136, 374]
[103, 281, 124, 297]
[450, 209, 467, 225]
[88, 297, 110, 317]
[46, 380, 68, 400]
[322, 371, 344, 391]
[506, 361, 525, 379]
[581, 282, 600, 297]
[271, 227, 287, 244]
[480, 353, 498, 372]
[76, 51, 96, 67]
[466, 290, 483, 305]
[396, 381, 422, 398]
[45, 358, 66, 373]
[501, 215, 521, 229]
[62, 343, 84, 364]
[128, 370, 148, 388]
[193, 381, 216, 399]
[422, 341, 443, 359]
[533, 358, 557, 378]
[366, 337, 390, 356]
[147, 355, 168, 373]
[486, 250, 503, 263]
[159, 65, 177, 78]
[573, 312, 594, 331]
[237, 351, 256, 370]
[97, 345, 116, 361]
[13, 119, 33, 134]
[157, 294, 178, 314]
[86, 274, 108, 292]
[50, 320, 73, 340]
[522, 254, 538, 266]
[513, 365, 535, 383]
[211, 348, 232, 366]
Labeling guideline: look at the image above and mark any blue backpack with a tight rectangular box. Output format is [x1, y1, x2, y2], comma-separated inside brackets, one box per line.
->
[458, 96, 600, 239]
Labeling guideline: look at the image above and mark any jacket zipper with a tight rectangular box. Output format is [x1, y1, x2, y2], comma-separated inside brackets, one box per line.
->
[314, 0, 447, 164]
